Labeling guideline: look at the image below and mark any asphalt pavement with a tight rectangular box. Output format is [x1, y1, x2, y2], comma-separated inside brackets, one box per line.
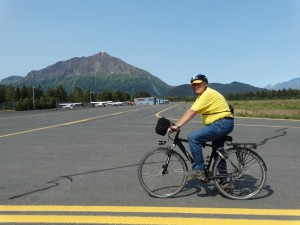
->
[0, 103, 299, 224]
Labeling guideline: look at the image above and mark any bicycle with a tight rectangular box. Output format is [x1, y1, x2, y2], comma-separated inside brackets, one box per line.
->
[137, 121, 267, 200]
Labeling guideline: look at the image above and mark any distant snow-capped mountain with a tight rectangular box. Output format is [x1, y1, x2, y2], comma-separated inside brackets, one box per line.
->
[265, 77, 300, 90]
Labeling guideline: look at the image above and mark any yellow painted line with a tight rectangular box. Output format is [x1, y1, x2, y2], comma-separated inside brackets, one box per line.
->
[0, 107, 153, 138]
[0, 206, 299, 216]
[0, 215, 299, 224]
[155, 103, 180, 117]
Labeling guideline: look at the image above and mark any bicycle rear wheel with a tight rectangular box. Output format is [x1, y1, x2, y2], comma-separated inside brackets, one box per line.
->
[213, 148, 267, 200]
[137, 147, 188, 198]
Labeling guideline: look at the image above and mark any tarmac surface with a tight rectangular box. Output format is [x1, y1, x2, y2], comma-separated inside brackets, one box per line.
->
[0, 103, 299, 224]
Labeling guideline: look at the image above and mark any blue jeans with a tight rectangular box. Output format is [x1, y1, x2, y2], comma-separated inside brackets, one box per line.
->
[188, 118, 234, 170]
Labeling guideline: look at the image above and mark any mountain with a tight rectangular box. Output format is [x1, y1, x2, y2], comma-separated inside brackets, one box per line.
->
[265, 77, 300, 90]
[210, 82, 265, 95]
[0, 75, 24, 85]
[0, 51, 266, 97]
[165, 82, 264, 96]
[0, 52, 172, 96]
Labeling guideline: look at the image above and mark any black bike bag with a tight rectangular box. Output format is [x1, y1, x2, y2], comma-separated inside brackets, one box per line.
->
[155, 117, 171, 136]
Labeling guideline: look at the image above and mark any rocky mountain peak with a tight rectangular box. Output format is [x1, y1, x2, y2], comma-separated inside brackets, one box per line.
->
[1, 51, 171, 95]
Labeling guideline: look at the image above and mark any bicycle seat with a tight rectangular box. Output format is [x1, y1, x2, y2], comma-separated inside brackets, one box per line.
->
[224, 135, 232, 142]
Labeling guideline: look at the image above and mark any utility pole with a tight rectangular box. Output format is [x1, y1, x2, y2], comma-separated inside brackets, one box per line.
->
[32, 87, 35, 109]
[90, 92, 92, 107]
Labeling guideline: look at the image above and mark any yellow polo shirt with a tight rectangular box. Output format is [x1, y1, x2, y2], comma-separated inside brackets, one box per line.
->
[191, 87, 233, 125]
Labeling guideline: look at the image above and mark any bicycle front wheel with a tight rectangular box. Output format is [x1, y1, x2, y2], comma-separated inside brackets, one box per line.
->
[213, 148, 267, 200]
[137, 147, 188, 198]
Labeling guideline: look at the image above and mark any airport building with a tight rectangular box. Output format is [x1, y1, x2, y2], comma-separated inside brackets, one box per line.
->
[134, 97, 168, 105]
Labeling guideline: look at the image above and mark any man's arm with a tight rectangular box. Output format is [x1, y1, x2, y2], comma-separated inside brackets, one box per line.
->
[169, 108, 197, 132]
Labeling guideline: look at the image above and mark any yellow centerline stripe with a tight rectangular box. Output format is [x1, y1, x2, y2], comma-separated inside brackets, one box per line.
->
[0, 107, 153, 138]
[0, 206, 299, 216]
[155, 104, 180, 117]
[0, 215, 299, 225]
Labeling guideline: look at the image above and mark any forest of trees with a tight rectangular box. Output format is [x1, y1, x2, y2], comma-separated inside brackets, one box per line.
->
[167, 88, 300, 102]
[226, 88, 300, 100]
[1, 84, 300, 111]
[0, 85, 150, 111]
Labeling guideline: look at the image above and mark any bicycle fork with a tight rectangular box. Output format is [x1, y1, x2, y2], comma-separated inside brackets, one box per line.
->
[161, 153, 172, 175]
[160, 144, 175, 175]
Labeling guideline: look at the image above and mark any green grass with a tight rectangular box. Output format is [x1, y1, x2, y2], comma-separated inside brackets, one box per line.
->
[228, 99, 300, 120]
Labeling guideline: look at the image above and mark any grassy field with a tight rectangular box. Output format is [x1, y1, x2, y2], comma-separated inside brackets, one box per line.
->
[228, 99, 300, 120]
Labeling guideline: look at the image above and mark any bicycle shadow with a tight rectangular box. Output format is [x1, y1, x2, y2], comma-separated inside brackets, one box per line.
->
[173, 179, 274, 200]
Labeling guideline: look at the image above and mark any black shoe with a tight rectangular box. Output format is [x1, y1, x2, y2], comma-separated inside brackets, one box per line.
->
[187, 170, 207, 181]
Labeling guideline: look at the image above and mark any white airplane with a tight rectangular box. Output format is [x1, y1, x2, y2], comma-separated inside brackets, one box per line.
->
[92, 101, 125, 106]
[112, 102, 125, 106]
[91, 101, 113, 107]
[59, 103, 82, 108]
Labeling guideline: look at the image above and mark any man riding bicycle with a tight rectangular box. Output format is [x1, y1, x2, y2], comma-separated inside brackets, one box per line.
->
[168, 74, 234, 181]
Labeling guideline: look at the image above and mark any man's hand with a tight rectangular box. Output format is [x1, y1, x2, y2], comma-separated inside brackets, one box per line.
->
[168, 125, 180, 133]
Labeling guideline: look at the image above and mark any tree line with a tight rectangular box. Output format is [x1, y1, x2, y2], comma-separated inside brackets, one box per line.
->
[0, 85, 150, 111]
[226, 88, 300, 100]
[1, 84, 300, 111]
[166, 88, 300, 102]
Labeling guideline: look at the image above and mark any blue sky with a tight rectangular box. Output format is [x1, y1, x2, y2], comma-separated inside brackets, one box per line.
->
[1, 0, 299, 88]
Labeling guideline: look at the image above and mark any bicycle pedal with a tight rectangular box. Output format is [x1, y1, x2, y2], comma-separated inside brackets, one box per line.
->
[158, 141, 166, 145]
[199, 178, 209, 184]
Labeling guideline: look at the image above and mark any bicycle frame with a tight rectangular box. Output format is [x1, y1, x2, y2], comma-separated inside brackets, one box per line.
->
[161, 129, 263, 180]
[138, 125, 267, 199]
[163, 130, 217, 175]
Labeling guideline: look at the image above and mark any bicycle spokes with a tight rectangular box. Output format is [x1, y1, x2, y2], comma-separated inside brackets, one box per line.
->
[212, 148, 267, 200]
[138, 148, 188, 198]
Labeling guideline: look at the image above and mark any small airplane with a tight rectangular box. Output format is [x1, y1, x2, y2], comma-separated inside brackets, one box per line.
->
[112, 102, 125, 106]
[59, 103, 82, 108]
[91, 101, 113, 107]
